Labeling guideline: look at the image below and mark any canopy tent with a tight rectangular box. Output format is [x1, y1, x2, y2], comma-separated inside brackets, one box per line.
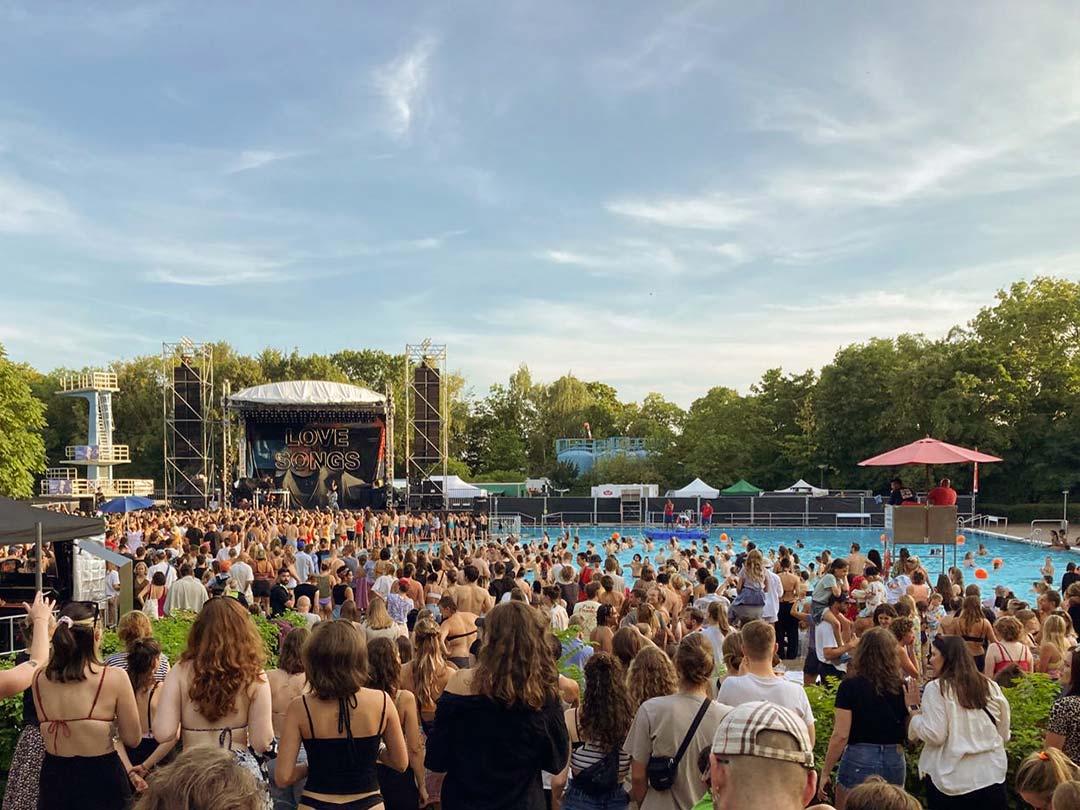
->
[665, 478, 720, 498]
[721, 479, 763, 495]
[228, 380, 385, 408]
[425, 475, 489, 498]
[0, 497, 103, 546]
[776, 479, 828, 497]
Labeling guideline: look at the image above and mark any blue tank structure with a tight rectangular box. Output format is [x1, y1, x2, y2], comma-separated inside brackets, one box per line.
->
[555, 437, 650, 476]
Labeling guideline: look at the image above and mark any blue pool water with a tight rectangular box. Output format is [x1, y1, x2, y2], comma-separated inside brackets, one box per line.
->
[519, 525, 1075, 600]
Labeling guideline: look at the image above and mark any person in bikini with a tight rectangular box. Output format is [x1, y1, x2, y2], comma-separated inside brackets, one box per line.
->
[438, 595, 478, 669]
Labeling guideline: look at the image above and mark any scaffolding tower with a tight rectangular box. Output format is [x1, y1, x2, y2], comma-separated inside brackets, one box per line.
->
[163, 339, 213, 507]
[404, 341, 448, 510]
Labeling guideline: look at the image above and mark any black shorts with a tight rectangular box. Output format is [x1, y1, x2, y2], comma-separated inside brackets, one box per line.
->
[252, 579, 271, 598]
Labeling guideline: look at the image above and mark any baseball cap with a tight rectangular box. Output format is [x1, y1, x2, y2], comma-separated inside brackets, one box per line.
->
[711, 701, 814, 769]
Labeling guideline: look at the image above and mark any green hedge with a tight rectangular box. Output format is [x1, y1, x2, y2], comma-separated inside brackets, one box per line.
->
[807, 673, 1061, 810]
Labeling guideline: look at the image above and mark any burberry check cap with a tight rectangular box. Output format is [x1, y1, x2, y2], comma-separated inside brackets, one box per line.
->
[711, 701, 815, 768]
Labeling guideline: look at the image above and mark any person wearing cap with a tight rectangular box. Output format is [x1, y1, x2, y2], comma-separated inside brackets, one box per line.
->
[710, 701, 818, 810]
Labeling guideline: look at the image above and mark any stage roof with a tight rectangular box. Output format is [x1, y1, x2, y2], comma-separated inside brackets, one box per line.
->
[228, 381, 386, 409]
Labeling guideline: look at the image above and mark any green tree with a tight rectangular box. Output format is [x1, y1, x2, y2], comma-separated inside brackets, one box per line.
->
[0, 346, 47, 497]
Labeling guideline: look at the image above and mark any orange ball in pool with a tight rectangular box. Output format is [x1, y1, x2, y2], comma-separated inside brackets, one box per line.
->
[956, 535, 966, 545]
[611, 532, 620, 541]
[720, 533, 728, 542]
[992, 557, 1003, 566]
[974, 568, 988, 579]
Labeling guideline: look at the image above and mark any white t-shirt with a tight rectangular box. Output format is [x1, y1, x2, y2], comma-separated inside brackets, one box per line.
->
[717, 673, 815, 730]
[699, 625, 726, 677]
[573, 600, 601, 635]
[815, 620, 847, 672]
[762, 570, 782, 622]
[886, 574, 911, 604]
[105, 569, 121, 598]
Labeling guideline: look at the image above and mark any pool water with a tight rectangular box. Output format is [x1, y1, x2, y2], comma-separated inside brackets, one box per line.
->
[519, 525, 1076, 601]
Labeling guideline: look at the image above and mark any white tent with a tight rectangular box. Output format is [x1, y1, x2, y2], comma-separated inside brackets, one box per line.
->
[665, 478, 720, 498]
[425, 475, 489, 498]
[776, 479, 828, 497]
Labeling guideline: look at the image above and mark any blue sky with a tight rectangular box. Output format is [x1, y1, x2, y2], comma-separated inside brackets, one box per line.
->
[2, 2, 1080, 406]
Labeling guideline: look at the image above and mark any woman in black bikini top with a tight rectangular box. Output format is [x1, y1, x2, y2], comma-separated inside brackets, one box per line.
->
[276, 620, 409, 810]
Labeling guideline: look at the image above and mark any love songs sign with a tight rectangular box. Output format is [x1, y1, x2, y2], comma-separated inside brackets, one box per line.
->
[275, 427, 363, 472]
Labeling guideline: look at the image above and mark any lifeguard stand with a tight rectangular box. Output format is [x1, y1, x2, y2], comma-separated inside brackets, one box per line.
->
[41, 371, 154, 499]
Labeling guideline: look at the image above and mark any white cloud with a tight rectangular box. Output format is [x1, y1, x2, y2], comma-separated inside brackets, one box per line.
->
[224, 150, 298, 175]
[606, 195, 752, 230]
[0, 175, 75, 234]
[373, 37, 435, 141]
[543, 249, 610, 268]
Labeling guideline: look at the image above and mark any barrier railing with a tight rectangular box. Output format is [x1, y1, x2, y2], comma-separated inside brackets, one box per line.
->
[60, 372, 118, 392]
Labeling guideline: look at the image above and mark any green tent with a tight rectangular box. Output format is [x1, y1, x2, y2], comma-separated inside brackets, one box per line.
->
[721, 478, 763, 495]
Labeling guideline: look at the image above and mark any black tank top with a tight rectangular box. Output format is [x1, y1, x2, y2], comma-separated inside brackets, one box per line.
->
[301, 692, 385, 795]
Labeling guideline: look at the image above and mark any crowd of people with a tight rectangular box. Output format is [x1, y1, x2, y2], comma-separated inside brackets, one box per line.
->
[5, 503, 1080, 809]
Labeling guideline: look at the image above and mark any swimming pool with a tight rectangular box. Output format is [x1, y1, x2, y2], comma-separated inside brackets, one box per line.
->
[519, 525, 1076, 600]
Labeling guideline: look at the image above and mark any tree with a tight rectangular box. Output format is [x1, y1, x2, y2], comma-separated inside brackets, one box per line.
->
[0, 346, 46, 497]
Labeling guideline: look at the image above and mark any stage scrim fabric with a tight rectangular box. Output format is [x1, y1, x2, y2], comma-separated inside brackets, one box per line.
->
[246, 420, 386, 508]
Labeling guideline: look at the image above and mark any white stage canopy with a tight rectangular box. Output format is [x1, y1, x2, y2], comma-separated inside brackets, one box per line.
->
[229, 380, 385, 407]
[426, 475, 489, 498]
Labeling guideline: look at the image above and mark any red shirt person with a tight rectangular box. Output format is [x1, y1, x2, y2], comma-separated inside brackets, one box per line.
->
[927, 477, 958, 506]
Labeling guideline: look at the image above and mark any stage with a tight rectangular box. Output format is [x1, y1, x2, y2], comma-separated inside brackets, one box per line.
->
[227, 381, 392, 510]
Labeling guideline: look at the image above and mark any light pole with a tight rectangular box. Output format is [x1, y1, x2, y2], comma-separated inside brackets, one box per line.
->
[1064, 490, 1070, 528]
[817, 464, 828, 489]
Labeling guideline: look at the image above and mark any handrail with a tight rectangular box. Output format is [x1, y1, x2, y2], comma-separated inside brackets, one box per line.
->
[1032, 519, 1068, 539]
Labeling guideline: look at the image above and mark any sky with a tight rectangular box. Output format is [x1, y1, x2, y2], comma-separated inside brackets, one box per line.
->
[2, 2, 1080, 407]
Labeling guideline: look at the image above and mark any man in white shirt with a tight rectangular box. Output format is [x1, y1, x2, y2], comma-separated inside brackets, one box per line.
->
[572, 580, 603, 636]
[293, 543, 315, 584]
[815, 595, 856, 683]
[695, 575, 731, 614]
[147, 550, 177, 588]
[164, 564, 208, 615]
[717, 621, 815, 744]
[230, 551, 254, 603]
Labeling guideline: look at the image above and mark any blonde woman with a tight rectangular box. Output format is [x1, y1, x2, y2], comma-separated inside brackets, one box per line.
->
[1038, 614, 1074, 681]
[729, 549, 768, 625]
[363, 595, 401, 644]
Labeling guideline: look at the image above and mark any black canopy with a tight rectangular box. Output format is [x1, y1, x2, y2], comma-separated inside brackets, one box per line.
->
[0, 497, 103, 546]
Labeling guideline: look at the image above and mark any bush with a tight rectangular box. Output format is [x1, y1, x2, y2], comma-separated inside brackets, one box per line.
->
[808, 673, 1060, 810]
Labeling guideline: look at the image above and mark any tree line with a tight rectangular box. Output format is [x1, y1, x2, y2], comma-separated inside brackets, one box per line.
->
[1, 277, 1077, 506]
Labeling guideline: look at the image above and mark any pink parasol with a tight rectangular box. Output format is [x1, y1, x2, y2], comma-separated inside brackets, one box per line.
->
[858, 437, 1002, 467]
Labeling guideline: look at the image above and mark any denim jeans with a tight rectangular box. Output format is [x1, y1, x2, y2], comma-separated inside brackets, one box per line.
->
[561, 783, 630, 810]
[836, 743, 906, 790]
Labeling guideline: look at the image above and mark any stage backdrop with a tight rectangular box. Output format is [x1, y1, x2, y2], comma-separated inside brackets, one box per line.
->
[246, 419, 386, 508]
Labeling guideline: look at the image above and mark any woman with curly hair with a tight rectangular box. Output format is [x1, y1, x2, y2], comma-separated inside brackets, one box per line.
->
[153, 597, 273, 802]
[367, 637, 428, 810]
[817, 628, 908, 809]
[276, 621, 409, 810]
[626, 645, 677, 713]
[550, 653, 633, 809]
[425, 601, 569, 810]
[626, 633, 729, 810]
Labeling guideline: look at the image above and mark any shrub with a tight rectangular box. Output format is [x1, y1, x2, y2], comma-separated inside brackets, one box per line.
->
[808, 673, 1060, 810]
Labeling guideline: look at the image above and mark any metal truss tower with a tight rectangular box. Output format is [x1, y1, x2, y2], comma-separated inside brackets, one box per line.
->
[404, 341, 448, 510]
[162, 339, 213, 507]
